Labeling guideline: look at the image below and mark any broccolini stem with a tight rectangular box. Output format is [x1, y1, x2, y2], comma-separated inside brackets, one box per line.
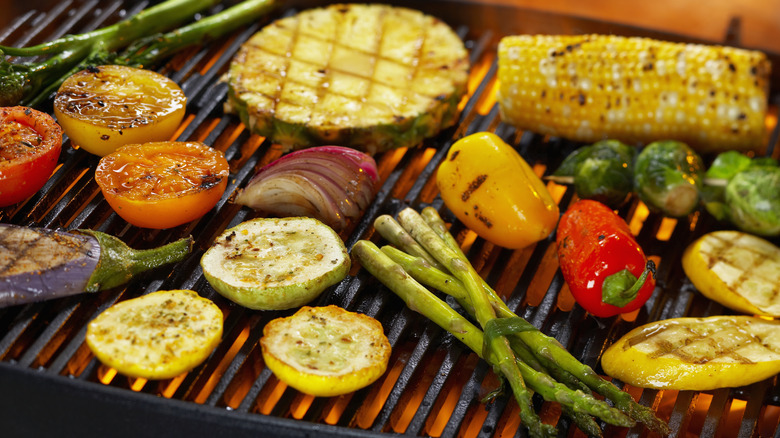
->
[118, 0, 276, 67]
[0, 0, 216, 57]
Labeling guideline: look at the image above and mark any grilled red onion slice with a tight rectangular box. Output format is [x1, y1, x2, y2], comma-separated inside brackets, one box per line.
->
[235, 146, 379, 231]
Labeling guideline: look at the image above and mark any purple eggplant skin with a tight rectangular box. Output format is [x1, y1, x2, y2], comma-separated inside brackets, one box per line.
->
[0, 224, 193, 308]
[0, 224, 100, 307]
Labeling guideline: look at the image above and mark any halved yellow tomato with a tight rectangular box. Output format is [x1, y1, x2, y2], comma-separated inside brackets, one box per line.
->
[95, 141, 229, 229]
[54, 65, 186, 156]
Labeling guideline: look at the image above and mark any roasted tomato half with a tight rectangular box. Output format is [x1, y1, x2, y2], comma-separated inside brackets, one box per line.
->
[54, 65, 186, 156]
[0, 106, 63, 207]
[95, 141, 229, 229]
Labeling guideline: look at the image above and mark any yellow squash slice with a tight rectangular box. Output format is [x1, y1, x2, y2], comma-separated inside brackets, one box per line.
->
[682, 230, 780, 317]
[602, 315, 780, 390]
[85, 289, 223, 380]
[260, 305, 391, 397]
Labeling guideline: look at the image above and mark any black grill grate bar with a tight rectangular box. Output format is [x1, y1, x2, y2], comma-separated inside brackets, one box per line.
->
[9, 0, 77, 49]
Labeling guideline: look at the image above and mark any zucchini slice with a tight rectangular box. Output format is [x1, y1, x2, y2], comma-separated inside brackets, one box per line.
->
[260, 305, 391, 397]
[224, 3, 469, 154]
[85, 289, 223, 380]
[201, 217, 350, 310]
[602, 315, 780, 390]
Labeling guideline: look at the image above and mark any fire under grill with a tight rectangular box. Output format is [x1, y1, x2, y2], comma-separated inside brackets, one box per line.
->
[1, 1, 779, 437]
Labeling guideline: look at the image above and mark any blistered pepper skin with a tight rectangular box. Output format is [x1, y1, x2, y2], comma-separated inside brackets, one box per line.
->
[435, 132, 559, 249]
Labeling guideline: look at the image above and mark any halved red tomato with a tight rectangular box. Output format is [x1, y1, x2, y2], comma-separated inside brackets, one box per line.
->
[0, 106, 63, 207]
[95, 141, 229, 229]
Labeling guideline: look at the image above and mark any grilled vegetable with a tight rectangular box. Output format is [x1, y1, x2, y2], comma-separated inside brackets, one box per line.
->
[702, 151, 780, 236]
[225, 3, 469, 154]
[725, 166, 780, 236]
[496, 34, 770, 153]
[633, 140, 705, 217]
[0, 223, 193, 308]
[200, 217, 350, 310]
[86, 289, 223, 380]
[95, 141, 229, 229]
[682, 230, 780, 317]
[260, 305, 391, 397]
[235, 146, 379, 231]
[0, 0, 275, 107]
[352, 206, 670, 436]
[0, 106, 62, 207]
[602, 316, 780, 390]
[54, 65, 186, 156]
[556, 200, 656, 317]
[551, 139, 635, 208]
[435, 132, 559, 249]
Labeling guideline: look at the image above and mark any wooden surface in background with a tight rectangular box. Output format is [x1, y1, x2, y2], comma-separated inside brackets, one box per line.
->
[478, 0, 780, 53]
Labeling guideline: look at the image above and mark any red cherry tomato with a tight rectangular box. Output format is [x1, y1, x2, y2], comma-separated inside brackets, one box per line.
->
[0, 106, 63, 207]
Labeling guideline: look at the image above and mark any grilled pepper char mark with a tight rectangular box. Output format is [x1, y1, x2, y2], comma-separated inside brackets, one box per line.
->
[556, 199, 656, 318]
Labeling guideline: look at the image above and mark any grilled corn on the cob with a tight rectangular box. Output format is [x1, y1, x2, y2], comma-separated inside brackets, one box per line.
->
[225, 4, 469, 154]
[497, 34, 771, 153]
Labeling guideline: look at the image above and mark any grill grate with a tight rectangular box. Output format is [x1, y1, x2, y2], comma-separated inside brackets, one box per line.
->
[1, 1, 779, 437]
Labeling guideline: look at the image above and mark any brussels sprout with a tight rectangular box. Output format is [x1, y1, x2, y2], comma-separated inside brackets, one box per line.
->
[634, 140, 704, 217]
[553, 140, 635, 207]
[725, 166, 780, 236]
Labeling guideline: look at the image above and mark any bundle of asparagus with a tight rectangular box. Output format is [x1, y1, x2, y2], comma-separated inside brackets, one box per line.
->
[351, 207, 669, 438]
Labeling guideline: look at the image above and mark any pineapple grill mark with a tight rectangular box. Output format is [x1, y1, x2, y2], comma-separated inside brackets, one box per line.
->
[242, 12, 434, 120]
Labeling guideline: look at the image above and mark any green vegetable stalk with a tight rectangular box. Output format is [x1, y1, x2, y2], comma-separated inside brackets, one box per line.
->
[0, 0, 275, 107]
[361, 207, 670, 437]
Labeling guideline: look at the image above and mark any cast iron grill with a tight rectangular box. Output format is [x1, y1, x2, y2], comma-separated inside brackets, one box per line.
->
[1, 1, 779, 437]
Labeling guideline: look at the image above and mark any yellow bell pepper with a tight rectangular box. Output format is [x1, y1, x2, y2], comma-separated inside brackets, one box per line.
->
[435, 132, 559, 249]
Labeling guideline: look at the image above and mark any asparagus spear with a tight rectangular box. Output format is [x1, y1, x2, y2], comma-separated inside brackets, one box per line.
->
[393, 208, 555, 438]
[414, 207, 670, 435]
[354, 241, 634, 437]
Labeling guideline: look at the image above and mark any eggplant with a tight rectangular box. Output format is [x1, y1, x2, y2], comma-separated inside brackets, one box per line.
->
[0, 224, 193, 308]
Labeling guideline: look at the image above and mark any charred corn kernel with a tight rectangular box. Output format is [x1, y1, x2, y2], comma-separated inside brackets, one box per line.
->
[496, 34, 771, 153]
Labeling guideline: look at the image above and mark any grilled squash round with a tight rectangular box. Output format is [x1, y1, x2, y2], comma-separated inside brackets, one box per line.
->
[225, 3, 469, 154]
[602, 315, 780, 390]
[85, 290, 223, 380]
[682, 230, 780, 317]
[260, 305, 391, 397]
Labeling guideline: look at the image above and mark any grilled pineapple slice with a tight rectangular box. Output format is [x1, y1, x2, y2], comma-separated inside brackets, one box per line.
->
[602, 316, 780, 390]
[225, 4, 469, 154]
[682, 230, 780, 317]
